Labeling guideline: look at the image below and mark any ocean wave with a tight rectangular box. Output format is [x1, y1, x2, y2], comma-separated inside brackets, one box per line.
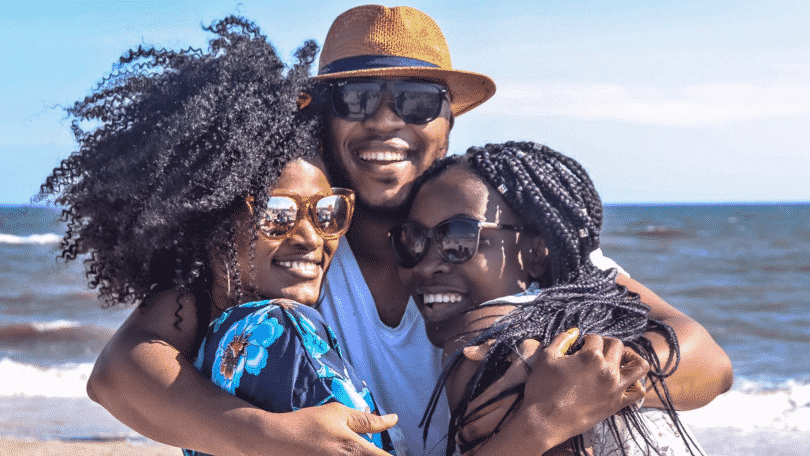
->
[632, 225, 690, 239]
[0, 321, 111, 344]
[680, 378, 810, 432]
[0, 232, 62, 245]
[30, 319, 81, 331]
[0, 322, 114, 363]
[0, 358, 93, 398]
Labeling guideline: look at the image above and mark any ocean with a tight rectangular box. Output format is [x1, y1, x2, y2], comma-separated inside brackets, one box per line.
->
[1, 203, 809, 454]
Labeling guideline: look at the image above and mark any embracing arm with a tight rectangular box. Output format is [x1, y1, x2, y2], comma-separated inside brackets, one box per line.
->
[87, 292, 395, 456]
[616, 274, 733, 410]
[455, 331, 647, 456]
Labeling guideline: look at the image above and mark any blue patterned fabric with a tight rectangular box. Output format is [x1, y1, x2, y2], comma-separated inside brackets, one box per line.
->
[182, 299, 396, 456]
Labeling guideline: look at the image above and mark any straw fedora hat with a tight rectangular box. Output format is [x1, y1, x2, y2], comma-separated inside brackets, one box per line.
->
[314, 5, 496, 117]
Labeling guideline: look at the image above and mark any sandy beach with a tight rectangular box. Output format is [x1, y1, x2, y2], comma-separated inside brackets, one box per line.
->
[0, 437, 178, 455]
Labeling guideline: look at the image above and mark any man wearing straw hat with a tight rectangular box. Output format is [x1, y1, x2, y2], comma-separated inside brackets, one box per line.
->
[313, 5, 730, 455]
[87, 5, 731, 456]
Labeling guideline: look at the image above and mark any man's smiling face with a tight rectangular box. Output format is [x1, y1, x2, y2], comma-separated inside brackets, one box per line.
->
[325, 78, 452, 211]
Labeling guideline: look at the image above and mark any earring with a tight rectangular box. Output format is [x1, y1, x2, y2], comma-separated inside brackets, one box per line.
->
[224, 259, 232, 298]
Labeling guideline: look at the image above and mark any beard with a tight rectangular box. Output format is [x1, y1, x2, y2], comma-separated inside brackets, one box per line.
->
[321, 125, 450, 222]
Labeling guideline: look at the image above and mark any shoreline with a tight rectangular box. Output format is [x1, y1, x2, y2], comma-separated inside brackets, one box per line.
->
[3, 428, 810, 456]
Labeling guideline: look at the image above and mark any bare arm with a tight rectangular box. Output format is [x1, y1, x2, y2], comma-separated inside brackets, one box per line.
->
[616, 274, 734, 410]
[87, 291, 395, 456]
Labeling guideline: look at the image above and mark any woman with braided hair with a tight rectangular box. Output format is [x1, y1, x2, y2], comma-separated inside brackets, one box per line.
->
[39, 17, 400, 456]
[393, 141, 712, 455]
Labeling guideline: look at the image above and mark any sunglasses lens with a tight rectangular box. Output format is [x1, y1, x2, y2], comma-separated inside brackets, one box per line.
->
[332, 81, 383, 121]
[390, 223, 427, 268]
[391, 81, 445, 124]
[260, 196, 299, 238]
[332, 80, 446, 124]
[435, 219, 479, 263]
[314, 194, 352, 236]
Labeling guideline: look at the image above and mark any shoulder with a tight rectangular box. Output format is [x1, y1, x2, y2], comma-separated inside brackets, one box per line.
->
[120, 289, 201, 357]
[589, 248, 630, 277]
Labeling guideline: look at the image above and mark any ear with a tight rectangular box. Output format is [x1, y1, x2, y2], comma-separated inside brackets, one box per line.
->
[527, 235, 549, 281]
[244, 195, 255, 211]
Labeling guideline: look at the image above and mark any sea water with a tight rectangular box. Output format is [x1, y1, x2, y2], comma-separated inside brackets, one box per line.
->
[1, 204, 809, 454]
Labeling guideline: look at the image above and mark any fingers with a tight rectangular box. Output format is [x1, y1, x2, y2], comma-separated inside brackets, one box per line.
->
[463, 339, 495, 362]
[578, 332, 605, 357]
[619, 347, 649, 406]
[458, 349, 530, 444]
[456, 391, 519, 448]
[547, 327, 580, 356]
[345, 409, 398, 434]
[515, 339, 541, 361]
[602, 336, 624, 366]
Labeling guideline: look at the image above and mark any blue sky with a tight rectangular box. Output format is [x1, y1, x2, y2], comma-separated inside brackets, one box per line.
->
[2, 0, 808, 204]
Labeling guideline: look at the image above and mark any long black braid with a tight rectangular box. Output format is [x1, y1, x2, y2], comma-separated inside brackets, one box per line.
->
[37, 17, 322, 327]
[414, 142, 699, 455]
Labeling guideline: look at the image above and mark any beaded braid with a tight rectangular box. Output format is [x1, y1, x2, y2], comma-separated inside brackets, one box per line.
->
[413, 142, 696, 455]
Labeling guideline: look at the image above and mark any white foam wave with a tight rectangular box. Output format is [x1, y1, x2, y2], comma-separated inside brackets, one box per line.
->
[0, 358, 92, 398]
[680, 378, 810, 432]
[30, 319, 81, 331]
[0, 232, 61, 245]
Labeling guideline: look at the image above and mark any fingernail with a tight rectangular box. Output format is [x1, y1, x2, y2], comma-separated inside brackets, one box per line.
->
[566, 327, 579, 336]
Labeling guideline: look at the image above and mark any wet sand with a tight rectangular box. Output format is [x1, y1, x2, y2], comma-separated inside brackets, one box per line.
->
[0, 437, 178, 455]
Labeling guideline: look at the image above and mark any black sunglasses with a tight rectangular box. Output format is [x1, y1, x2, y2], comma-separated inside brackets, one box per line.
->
[389, 215, 525, 269]
[328, 79, 449, 124]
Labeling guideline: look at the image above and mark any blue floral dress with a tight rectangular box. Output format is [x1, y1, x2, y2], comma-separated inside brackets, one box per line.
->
[182, 299, 397, 455]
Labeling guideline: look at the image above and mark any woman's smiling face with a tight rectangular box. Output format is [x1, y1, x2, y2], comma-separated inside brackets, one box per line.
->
[399, 165, 543, 347]
[214, 158, 342, 307]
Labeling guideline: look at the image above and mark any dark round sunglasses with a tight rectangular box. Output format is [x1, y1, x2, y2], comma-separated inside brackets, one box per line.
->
[258, 188, 355, 240]
[329, 79, 449, 124]
[389, 215, 525, 269]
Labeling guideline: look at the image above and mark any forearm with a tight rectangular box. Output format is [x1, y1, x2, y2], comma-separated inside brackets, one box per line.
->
[89, 297, 396, 456]
[616, 274, 733, 410]
[643, 314, 733, 410]
[88, 326, 269, 455]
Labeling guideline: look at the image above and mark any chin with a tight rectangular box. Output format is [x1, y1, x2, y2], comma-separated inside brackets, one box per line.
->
[355, 195, 410, 220]
[276, 286, 321, 307]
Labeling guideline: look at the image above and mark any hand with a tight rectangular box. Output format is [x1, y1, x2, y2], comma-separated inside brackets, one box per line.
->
[458, 328, 649, 455]
[246, 402, 398, 456]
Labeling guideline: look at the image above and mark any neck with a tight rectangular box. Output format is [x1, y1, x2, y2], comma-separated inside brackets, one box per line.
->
[345, 204, 411, 327]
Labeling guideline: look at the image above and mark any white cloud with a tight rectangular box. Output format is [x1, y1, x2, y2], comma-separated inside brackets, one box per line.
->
[480, 81, 810, 126]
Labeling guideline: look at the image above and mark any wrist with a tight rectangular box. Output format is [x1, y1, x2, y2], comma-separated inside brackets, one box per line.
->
[216, 407, 273, 456]
[517, 401, 572, 454]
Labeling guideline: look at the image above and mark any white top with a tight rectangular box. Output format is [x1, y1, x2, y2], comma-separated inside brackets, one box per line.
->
[319, 241, 627, 456]
[319, 239, 449, 456]
[587, 407, 705, 456]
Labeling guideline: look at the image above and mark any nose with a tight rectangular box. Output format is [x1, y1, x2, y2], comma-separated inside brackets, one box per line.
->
[410, 241, 451, 279]
[287, 214, 323, 251]
[362, 90, 406, 132]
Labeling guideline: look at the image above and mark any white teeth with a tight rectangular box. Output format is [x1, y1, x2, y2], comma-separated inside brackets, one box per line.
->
[276, 261, 319, 274]
[359, 151, 407, 162]
[422, 293, 464, 304]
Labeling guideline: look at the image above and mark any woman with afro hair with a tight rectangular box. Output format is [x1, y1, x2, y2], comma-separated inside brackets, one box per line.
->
[39, 17, 400, 456]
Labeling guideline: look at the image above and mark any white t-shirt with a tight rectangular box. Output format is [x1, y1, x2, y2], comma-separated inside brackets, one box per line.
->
[319, 240, 625, 456]
[319, 239, 449, 456]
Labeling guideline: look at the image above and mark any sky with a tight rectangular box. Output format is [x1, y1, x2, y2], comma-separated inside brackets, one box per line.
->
[2, 0, 808, 205]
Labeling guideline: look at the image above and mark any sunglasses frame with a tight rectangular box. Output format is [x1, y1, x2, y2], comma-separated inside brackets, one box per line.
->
[328, 78, 450, 124]
[257, 187, 355, 240]
[390, 215, 525, 269]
